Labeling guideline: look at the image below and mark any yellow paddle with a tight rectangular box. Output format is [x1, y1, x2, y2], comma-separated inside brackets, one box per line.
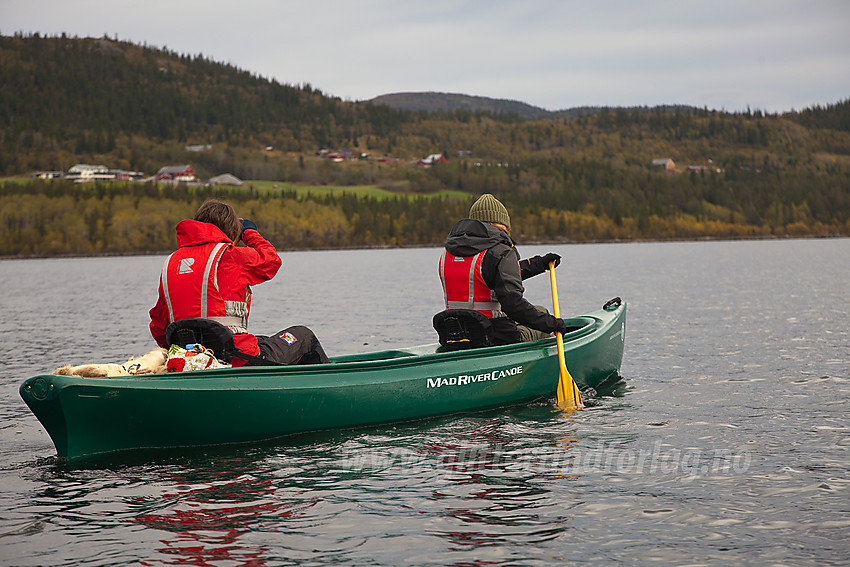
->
[549, 261, 584, 410]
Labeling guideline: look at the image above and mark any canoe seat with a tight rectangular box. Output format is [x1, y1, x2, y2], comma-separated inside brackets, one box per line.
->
[165, 318, 268, 366]
[432, 309, 494, 351]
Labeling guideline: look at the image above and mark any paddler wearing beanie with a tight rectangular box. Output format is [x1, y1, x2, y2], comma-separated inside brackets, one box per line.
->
[437, 193, 568, 344]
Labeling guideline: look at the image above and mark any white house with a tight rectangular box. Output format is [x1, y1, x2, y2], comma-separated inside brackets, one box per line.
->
[65, 164, 113, 182]
[417, 153, 448, 167]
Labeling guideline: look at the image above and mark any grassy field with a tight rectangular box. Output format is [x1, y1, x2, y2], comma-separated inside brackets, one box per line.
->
[3, 176, 472, 202]
[243, 180, 471, 201]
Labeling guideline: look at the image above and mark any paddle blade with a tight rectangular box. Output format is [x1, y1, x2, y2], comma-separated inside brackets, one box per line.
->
[555, 331, 584, 410]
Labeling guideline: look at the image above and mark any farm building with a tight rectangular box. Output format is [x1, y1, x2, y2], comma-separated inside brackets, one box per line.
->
[417, 153, 448, 167]
[65, 164, 112, 182]
[32, 171, 64, 179]
[208, 173, 243, 186]
[651, 158, 676, 172]
[155, 165, 196, 183]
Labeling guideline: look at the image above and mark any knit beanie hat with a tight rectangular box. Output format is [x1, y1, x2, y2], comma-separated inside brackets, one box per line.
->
[469, 194, 510, 229]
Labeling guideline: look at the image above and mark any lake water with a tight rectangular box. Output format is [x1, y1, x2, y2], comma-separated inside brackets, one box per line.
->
[1, 239, 848, 566]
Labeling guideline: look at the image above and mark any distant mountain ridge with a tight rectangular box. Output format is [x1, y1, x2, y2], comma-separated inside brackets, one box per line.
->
[366, 92, 700, 120]
[367, 92, 561, 119]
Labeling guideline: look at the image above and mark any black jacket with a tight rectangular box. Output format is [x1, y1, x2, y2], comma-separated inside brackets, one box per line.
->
[444, 219, 565, 344]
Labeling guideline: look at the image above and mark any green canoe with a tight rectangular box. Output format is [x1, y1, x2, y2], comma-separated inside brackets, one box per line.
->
[20, 299, 626, 462]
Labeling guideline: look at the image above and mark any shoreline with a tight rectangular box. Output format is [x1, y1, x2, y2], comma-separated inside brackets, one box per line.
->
[2, 233, 846, 261]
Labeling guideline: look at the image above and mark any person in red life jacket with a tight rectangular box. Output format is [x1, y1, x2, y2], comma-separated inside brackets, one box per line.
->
[149, 199, 329, 366]
[438, 193, 568, 345]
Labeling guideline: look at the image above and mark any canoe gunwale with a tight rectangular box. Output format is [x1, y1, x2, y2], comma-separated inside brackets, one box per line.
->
[32, 314, 604, 383]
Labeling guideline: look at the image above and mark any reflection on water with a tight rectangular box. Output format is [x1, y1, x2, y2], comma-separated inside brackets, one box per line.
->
[81, 416, 584, 565]
[2, 239, 849, 565]
[133, 473, 294, 565]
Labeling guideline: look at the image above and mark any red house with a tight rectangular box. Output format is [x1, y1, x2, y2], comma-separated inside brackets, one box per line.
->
[155, 165, 196, 183]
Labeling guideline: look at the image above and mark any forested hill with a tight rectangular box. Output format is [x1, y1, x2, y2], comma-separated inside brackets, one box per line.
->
[1, 33, 850, 257]
[0, 33, 419, 173]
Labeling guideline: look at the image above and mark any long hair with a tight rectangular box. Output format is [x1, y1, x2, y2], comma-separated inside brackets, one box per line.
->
[193, 199, 241, 241]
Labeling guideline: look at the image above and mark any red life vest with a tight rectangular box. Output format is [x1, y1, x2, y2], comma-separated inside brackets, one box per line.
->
[438, 250, 502, 317]
[159, 241, 250, 333]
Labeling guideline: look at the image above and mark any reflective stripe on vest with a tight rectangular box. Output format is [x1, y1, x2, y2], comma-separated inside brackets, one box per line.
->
[160, 253, 175, 323]
[439, 250, 502, 316]
[200, 242, 228, 318]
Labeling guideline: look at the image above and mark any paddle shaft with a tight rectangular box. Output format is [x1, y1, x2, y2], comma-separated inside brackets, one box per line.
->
[549, 261, 584, 409]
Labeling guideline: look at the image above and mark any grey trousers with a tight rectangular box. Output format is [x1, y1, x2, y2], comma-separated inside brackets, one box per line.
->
[516, 305, 555, 342]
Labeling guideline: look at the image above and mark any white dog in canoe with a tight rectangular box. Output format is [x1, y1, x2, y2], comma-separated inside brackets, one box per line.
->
[55, 348, 168, 377]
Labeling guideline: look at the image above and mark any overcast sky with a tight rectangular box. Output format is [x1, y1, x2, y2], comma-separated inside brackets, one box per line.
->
[3, 0, 848, 113]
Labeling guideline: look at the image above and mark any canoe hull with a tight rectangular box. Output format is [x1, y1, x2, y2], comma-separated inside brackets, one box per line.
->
[21, 301, 626, 461]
